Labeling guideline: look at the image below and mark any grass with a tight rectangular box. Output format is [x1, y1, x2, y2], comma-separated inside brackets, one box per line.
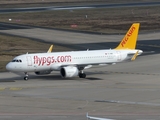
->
[1, 6, 160, 33]
[0, 61, 8, 72]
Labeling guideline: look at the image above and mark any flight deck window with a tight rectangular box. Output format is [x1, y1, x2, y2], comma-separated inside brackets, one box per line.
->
[11, 59, 22, 62]
[12, 60, 16, 62]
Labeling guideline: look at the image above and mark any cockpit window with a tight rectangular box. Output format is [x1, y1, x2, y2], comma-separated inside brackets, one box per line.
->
[12, 60, 16, 62]
[11, 59, 22, 62]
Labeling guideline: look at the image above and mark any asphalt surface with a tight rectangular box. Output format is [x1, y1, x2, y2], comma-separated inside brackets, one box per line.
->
[0, 22, 159, 55]
[0, 22, 160, 120]
[0, 2, 160, 13]
[0, 22, 32, 30]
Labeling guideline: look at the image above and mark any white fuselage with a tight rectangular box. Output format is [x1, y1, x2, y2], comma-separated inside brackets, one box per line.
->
[6, 49, 142, 72]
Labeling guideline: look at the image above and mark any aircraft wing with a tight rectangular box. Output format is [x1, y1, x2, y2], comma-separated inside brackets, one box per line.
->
[82, 63, 115, 69]
[58, 63, 112, 71]
[86, 113, 114, 120]
[54, 61, 116, 71]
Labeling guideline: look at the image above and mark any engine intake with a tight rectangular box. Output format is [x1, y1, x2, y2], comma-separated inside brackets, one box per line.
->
[60, 66, 78, 78]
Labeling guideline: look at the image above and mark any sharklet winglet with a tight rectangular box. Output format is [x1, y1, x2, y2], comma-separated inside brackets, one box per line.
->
[47, 45, 53, 53]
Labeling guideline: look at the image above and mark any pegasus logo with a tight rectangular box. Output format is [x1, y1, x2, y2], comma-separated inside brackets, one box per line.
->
[121, 26, 136, 47]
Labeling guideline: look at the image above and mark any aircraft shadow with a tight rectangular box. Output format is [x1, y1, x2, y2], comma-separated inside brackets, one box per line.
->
[31, 74, 103, 81]
[0, 77, 17, 82]
[0, 73, 103, 82]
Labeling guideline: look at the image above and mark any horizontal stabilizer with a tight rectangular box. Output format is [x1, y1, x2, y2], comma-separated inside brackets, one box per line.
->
[131, 50, 139, 61]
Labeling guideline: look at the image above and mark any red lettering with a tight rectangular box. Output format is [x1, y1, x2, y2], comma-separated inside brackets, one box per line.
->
[51, 56, 55, 63]
[127, 33, 131, 37]
[60, 56, 64, 62]
[121, 40, 126, 47]
[57, 56, 60, 62]
[33, 55, 72, 66]
[47, 57, 51, 65]
[121, 26, 136, 47]
[34, 56, 38, 64]
[65, 55, 72, 62]
[38, 57, 43, 66]
[124, 37, 128, 42]
[42, 57, 46, 65]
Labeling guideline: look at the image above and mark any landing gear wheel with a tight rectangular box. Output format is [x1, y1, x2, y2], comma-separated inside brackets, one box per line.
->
[79, 73, 86, 78]
[82, 73, 86, 78]
[24, 72, 29, 81]
[24, 76, 28, 81]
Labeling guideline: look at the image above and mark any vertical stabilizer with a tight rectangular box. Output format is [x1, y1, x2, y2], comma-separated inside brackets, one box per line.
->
[115, 23, 140, 50]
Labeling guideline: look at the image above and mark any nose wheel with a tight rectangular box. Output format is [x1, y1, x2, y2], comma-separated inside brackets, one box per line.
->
[24, 76, 28, 80]
[24, 72, 29, 81]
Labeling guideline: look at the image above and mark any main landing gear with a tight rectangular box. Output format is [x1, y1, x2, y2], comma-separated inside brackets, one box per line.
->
[24, 72, 29, 80]
[79, 70, 86, 78]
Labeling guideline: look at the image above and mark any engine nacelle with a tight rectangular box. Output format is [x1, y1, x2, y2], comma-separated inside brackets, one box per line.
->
[35, 71, 51, 75]
[60, 66, 79, 78]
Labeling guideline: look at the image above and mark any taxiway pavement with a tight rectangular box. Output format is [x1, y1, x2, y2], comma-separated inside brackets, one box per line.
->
[0, 26, 160, 120]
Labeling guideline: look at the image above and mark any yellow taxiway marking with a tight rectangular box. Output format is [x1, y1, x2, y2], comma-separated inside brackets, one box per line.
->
[0, 87, 23, 91]
[0, 87, 6, 91]
[9, 87, 22, 90]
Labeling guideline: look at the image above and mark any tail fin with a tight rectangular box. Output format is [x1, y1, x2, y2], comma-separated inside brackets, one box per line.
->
[115, 23, 140, 50]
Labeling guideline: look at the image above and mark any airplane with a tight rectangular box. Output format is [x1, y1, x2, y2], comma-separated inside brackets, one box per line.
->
[86, 113, 114, 120]
[6, 23, 143, 80]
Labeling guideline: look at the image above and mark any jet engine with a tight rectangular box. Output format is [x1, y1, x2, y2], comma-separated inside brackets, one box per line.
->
[35, 71, 51, 75]
[60, 66, 79, 78]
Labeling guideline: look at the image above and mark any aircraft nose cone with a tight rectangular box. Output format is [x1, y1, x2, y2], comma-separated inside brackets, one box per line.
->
[6, 63, 13, 71]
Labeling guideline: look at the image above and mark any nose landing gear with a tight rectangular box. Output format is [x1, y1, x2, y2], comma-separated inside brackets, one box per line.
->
[24, 72, 29, 80]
